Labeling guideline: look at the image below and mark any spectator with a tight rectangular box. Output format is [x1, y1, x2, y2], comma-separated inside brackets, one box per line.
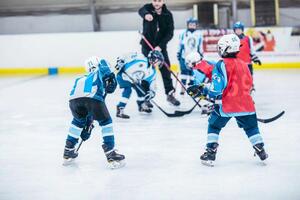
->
[138, 0, 180, 106]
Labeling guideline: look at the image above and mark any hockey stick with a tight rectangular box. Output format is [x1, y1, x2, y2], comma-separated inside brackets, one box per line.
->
[203, 97, 285, 124]
[75, 115, 95, 153]
[173, 98, 201, 115]
[257, 111, 285, 123]
[75, 139, 83, 153]
[122, 71, 186, 117]
[139, 31, 203, 110]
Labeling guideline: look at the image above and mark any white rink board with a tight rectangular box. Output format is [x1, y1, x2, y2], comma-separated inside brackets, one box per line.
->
[0, 29, 299, 68]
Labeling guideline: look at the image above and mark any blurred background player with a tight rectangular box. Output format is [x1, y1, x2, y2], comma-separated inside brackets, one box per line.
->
[185, 52, 214, 84]
[63, 56, 125, 169]
[138, 0, 180, 106]
[187, 34, 268, 166]
[185, 52, 214, 114]
[115, 51, 163, 119]
[177, 17, 203, 95]
[233, 21, 261, 91]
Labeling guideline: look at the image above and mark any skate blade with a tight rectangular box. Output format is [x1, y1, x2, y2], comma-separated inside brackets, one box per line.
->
[167, 102, 181, 107]
[108, 160, 126, 169]
[62, 158, 76, 166]
[138, 112, 152, 115]
[254, 154, 268, 166]
[201, 160, 214, 167]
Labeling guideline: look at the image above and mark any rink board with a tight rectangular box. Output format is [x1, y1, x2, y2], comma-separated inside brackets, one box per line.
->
[0, 62, 300, 76]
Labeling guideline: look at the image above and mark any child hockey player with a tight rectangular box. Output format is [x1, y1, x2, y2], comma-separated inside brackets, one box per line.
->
[115, 51, 164, 119]
[187, 34, 268, 166]
[63, 56, 125, 169]
[185, 52, 215, 115]
[185, 52, 214, 84]
[233, 21, 261, 92]
[177, 17, 203, 95]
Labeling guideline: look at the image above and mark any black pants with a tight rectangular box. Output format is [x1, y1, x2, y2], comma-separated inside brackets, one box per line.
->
[142, 46, 174, 95]
[69, 97, 111, 123]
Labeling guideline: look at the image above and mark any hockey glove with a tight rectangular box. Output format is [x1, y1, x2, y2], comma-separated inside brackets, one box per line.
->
[103, 73, 117, 94]
[251, 54, 261, 65]
[187, 84, 205, 98]
[141, 80, 150, 91]
[80, 121, 94, 141]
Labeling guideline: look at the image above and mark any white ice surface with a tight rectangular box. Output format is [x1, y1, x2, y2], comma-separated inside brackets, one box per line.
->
[0, 70, 299, 200]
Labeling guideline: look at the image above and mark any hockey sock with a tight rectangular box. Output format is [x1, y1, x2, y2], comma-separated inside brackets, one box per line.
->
[103, 136, 115, 150]
[67, 119, 85, 145]
[248, 133, 264, 146]
[244, 127, 264, 146]
[99, 118, 115, 150]
[206, 133, 219, 148]
[181, 78, 187, 85]
[66, 136, 78, 147]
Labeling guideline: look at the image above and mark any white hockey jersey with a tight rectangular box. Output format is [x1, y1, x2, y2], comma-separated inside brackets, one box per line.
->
[178, 30, 203, 59]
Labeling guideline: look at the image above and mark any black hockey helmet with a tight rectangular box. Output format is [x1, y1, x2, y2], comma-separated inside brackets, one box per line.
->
[148, 50, 164, 67]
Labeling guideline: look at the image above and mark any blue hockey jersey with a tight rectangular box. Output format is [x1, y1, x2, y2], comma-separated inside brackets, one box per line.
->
[69, 59, 112, 102]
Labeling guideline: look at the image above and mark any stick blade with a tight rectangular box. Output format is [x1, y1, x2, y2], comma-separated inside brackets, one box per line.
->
[257, 111, 285, 123]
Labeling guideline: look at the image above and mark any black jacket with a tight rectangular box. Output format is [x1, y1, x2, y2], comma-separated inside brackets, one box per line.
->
[138, 3, 174, 50]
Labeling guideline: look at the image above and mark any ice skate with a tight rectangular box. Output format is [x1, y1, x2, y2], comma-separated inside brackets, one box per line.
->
[253, 143, 268, 162]
[200, 143, 218, 167]
[102, 144, 125, 169]
[144, 100, 153, 108]
[63, 140, 78, 165]
[116, 106, 130, 119]
[167, 91, 180, 106]
[138, 102, 152, 113]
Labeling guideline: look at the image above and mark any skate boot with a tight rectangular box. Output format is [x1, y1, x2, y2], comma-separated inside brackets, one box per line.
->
[116, 106, 130, 119]
[138, 102, 152, 113]
[63, 140, 78, 165]
[102, 144, 125, 169]
[253, 143, 268, 161]
[144, 100, 153, 108]
[200, 143, 218, 167]
[167, 91, 181, 106]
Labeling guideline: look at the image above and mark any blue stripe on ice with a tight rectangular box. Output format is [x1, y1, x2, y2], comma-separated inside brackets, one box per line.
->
[48, 67, 58, 75]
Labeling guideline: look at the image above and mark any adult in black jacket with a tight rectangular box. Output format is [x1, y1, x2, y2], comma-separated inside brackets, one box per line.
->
[138, 0, 180, 106]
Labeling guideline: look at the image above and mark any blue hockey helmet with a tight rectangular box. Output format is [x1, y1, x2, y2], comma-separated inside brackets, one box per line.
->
[233, 21, 244, 31]
[186, 17, 199, 25]
[148, 50, 164, 67]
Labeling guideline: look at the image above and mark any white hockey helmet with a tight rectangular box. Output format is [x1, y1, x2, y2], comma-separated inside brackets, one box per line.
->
[217, 34, 240, 57]
[84, 56, 100, 73]
[185, 52, 202, 68]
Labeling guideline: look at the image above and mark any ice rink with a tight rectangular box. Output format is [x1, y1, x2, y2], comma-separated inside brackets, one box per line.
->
[0, 70, 299, 200]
